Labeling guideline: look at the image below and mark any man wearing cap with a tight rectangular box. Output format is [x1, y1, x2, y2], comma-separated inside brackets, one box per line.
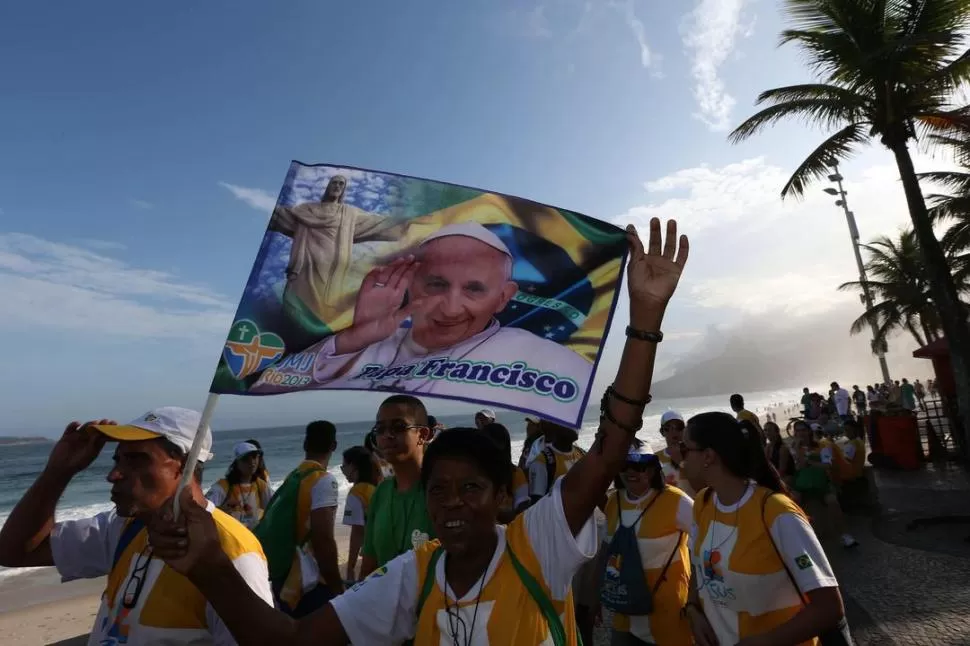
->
[0, 408, 274, 645]
[474, 408, 496, 429]
[655, 410, 695, 496]
[256, 222, 592, 421]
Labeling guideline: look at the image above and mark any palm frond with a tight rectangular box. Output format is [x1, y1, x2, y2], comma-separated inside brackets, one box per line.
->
[780, 123, 869, 198]
[729, 99, 866, 143]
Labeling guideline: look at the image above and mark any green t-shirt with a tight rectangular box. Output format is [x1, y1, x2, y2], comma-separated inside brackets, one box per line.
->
[361, 477, 435, 567]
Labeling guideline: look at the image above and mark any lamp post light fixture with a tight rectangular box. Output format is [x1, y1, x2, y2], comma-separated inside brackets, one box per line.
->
[826, 165, 892, 385]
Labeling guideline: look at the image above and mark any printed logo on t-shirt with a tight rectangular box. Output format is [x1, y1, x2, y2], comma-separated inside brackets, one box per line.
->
[352, 566, 387, 592]
[795, 554, 814, 570]
[411, 530, 430, 549]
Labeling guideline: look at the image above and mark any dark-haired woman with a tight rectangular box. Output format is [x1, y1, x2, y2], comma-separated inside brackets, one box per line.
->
[681, 413, 846, 646]
[206, 441, 274, 530]
[364, 429, 395, 478]
[598, 442, 693, 645]
[246, 438, 271, 481]
[764, 421, 794, 486]
[147, 218, 688, 645]
[340, 446, 385, 584]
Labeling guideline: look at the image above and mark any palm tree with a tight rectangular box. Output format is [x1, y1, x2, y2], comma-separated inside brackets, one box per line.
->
[839, 229, 943, 348]
[729, 0, 970, 452]
[921, 129, 970, 284]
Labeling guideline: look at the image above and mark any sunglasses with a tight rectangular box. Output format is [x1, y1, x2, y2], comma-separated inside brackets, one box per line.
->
[371, 421, 426, 437]
[624, 461, 652, 472]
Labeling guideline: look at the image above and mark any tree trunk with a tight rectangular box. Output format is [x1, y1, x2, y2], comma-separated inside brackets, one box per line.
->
[893, 142, 970, 460]
[907, 323, 926, 348]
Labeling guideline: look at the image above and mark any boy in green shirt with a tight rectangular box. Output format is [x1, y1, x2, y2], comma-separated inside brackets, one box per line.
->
[359, 395, 436, 575]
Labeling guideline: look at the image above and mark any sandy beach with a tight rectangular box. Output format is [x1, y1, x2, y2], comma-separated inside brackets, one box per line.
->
[0, 528, 352, 646]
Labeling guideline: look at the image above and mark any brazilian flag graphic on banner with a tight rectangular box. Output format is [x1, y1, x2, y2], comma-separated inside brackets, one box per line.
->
[210, 161, 627, 428]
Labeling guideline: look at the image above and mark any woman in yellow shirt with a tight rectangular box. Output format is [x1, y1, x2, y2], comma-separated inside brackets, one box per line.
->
[680, 414, 848, 646]
[340, 446, 384, 584]
[205, 441, 274, 530]
[598, 441, 693, 646]
[146, 217, 687, 646]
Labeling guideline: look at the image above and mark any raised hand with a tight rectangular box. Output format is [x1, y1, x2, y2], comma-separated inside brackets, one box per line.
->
[45, 420, 115, 477]
[148, 487, 225, 581]
[625, 218, 688, 318]
[335, 255, 426, 355]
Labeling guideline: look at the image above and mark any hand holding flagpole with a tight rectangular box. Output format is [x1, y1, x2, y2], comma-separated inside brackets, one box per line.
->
[173, 393, 220, 519]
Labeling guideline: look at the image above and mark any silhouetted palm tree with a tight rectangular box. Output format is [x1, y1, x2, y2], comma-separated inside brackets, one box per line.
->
[730, 0, 970, 450]
[839, 230, 943, 348]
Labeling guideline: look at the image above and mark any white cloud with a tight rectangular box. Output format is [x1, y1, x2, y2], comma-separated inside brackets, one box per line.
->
[129, 199, 153, 210]
[0, 233, 234, 338]
[682, 0, 750, 131]
[219, 182, 278, 212]
[77, 238, 127, 252]
[617, 151, 958, 316]
[526, 5, 553, 39]
[612, 0, 661, 75]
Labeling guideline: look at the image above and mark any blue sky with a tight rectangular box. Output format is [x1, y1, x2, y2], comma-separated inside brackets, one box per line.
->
[0, 1, 946, 435]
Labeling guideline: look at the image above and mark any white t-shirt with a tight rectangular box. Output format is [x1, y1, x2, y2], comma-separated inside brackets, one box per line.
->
[50, 503, 273, 646]
[342, 490, 366, 527]
[298, 472, 340, 590]
[834, 388, 850, 416]
[330, 478, 597, 644]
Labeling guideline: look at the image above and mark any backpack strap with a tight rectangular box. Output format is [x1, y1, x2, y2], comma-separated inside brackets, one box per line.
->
[759, 492, 805, 602]
[506, 545, 573, 646]
[112, 518, 145, 569]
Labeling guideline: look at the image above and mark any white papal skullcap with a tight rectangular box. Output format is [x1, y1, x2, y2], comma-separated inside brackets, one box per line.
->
[419, 222, 512, 258]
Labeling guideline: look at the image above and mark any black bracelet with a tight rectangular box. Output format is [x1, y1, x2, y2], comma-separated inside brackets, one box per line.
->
[626, 326, 663, 343]
[608, 385, 652, 408]
[599, 388, 644, 433]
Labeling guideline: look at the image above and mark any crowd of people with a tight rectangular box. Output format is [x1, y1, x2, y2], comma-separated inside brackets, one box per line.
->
[0, 219, 859, 645]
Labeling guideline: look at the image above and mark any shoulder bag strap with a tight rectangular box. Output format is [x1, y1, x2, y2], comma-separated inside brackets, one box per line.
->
[112, 518, 145, 569]
[506, 545, 572, 646]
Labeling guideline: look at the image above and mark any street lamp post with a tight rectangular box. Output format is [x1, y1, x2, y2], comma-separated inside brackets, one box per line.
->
[825, 165, 893, 385]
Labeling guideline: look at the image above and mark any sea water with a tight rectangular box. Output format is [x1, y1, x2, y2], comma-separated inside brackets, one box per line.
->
[0, 389, 800, 580]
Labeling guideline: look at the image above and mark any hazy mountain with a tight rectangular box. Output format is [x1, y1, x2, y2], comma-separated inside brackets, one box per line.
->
[651, 303, 932, 398]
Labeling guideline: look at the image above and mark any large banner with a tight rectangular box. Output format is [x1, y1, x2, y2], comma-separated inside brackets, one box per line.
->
[211, 162, 627, 428]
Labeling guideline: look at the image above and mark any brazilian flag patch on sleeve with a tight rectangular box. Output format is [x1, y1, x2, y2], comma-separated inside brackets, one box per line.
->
[795, 554, 814, 570]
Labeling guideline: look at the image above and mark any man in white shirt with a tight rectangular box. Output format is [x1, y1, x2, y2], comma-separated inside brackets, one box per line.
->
[251, 222, 593, 426]
[831, 381, 851, 420]
[0, 408, 273, 646]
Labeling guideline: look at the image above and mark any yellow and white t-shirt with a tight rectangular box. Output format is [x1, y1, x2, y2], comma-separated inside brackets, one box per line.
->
[528, 446, 585, 497]
[330, 478, 597, 645]
[512, 467, 530, 509]
[342, 482, 376, 527]
[206, 478, 274, 530]
[279, 460, 340, 608]
[51, 503, 273, 646]
[839, 439, 866, 481]
[690, 485, 838, 646]
[603, 486, 694, 646]
[655, 448, 694, 497]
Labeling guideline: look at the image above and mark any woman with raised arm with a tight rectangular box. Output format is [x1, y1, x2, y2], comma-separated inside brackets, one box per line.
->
[146, 218, 688, 646]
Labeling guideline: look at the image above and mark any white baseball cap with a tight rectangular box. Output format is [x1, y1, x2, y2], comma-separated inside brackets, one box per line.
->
[476, 408, 497, 421]
[420, 222, 512, 258]
[92, 407, 214, 462]
[661, 411, 684, 426]
[232, 441, 262, 461]
[626, 441, 658, 463]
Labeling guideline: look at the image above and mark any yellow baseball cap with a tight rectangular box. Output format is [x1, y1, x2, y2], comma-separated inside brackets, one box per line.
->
[92, 407, 214, 462]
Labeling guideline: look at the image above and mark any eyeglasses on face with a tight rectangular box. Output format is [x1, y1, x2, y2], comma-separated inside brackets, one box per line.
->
[371, 420, 426, 437]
